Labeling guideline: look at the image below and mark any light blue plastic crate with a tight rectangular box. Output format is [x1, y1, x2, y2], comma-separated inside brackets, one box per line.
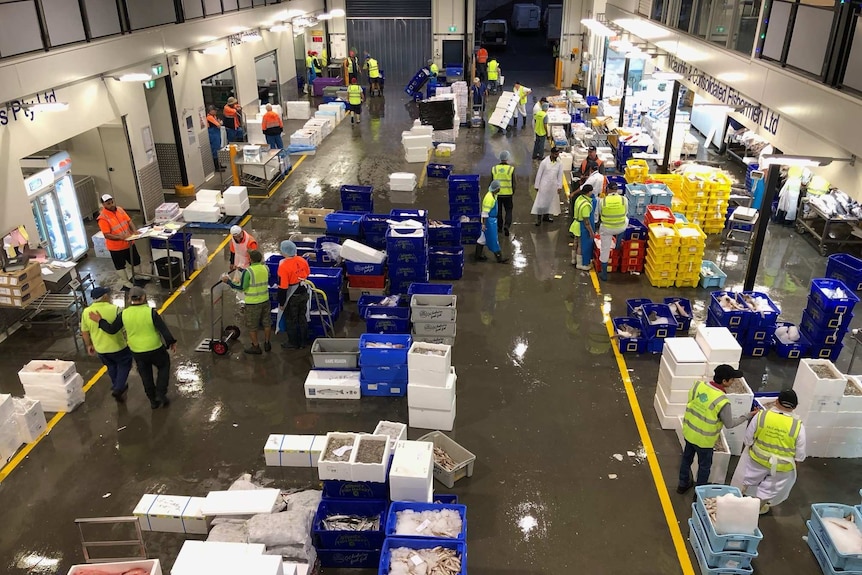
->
[810, 504, 862, 571]
[692, 486, 763, 554]
[689, 511, 758, 570]
[378, 538, 466, 575]
[808, 519, 862, 575]
[384, 502, 467, 540]
[689, 519, 754, 575]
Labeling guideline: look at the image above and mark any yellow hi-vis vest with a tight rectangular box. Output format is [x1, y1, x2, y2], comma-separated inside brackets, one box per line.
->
[306, 56, 313, 70]
[81, 301, 126, 354]
[122, 305, 163, 353]
[244, 262, 269, 305]
[518, 86, 528, 105]
[491, 164, 514, 196]
[348, 84, 363, 105]
[430, 63, 439, 76]
[487, 60, 499, 80]
[366, 59, 380, 78]
[749, 410, 801, 473]
[682, 381, 729, 448]
[534, 110, 547, 137]
[601, 195, 627, 228]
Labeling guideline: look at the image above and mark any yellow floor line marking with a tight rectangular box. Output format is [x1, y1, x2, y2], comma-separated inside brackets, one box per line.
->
[417, 149, 431, 188]
[0, 213, 251, 484]
[248, 155, 307, 199]
[592, 284, 695, 574]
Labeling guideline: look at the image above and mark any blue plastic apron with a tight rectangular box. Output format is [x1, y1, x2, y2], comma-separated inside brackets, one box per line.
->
[579, 196, 596, 266]
[486, 199, 502, 254]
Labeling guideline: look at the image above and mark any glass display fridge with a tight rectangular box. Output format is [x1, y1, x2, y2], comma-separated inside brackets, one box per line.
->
[23, 152, 88, 261]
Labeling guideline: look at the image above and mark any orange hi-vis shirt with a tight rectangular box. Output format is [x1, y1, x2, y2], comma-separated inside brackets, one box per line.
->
[262, 111, 283, 131]
[98, 207, 133, 251]
[278, 256, 310, 288]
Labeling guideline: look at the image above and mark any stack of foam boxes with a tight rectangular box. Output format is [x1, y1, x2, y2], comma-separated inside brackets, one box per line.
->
[18, 359, 84, 413]
[402, 126, 433, 164]
[799, 278, 858, 361]
[408, 342, 456, 431]
[653, 337, 706, 432]
[428, 221, 464, 281]
[447, 175, 481, 247]
[12, 397, 47, 445]
[387, 211, 429, 297]
[0, 394, 21, 463]
[264, 433, 327, 469]
[689, 486, 762, 575]
[359, 333, 411, 397]
[132, 493, 209, 536]
[411, 294, 457, 347]
[307, 267, 344, 340]
[223, 185, 250, 217]
[708, 290, 781, 357]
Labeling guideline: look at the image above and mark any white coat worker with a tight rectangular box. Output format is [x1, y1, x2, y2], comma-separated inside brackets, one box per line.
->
[531, 146, 564, 226]
[228, 225, 259, 271]
[595, 182, 629, 281]
[735, 389, 806, 515]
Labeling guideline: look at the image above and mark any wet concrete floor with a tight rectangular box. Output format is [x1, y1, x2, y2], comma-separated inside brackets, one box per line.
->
[0, 70, 860, 574]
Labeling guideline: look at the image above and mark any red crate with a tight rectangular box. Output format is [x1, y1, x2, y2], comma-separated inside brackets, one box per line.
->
[619, 239, 646, 257]
[347, 274, 386, 289]
[643, 205, 676, 226]
[593, 249, 620, 270]
[620, 253, 646, 273]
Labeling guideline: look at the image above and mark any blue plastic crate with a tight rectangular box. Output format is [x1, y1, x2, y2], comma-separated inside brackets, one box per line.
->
[800, 310, 848, 346]
[427, 164, 453, 178]
[319, 548, 381, 569]
[809, 343, 844, 361]
[810, 278, 860, 315]
[390, 251, 428, 266]
[308, 322, 328, 339]
[364, 233, 387, 250]
[430, 266, 464, 281]
[361, 214, 391, 236]
[428, 221, 462, 245]
[342, 200, 373, 213]
[408, 283, 453, 296]
[806, 296, 855, 329]
[449, 202, 482, 217]
[459, 219, 481, 244]
[689, 511, 758, 570]
[391, 278, 419, 295]
[620, 218, 648, 241]
[384, 502, 467, 540]
[364, 306, 411, 334]
[826, 254, 862, 292]
[741, 340, 771, 357]
[379, 539, 466, 575]
[389, 262, 430, 280]
[807, 521, 862, 575]
[772, 322, 812, 359]
[360, 379, 407, 396]
[742, 326, 770, 343]
[429, 247, 464, 269]
[810, 504, 862, 571]
[739, 291, 780, 327]
[314, 235, 341, 250]
[700, 260, 727, 289]
[359, 334, 413, 366]
[449, 190, 481, 206]
[709, 291, 751, 330]
[308, 267, 344, 294]
[360, 364, 408, 383]
[626, 298, 652, 317]
[390, 209, 428, 224]
[386, 229, 427, 254]
[447, 174, 480, 193]
[345, 261, 386, 276]
[647, 338, 665, 354]
[613, 317, 646, 354]
[693, 487, 763, 553]
[266, 254, 284, 284]
[323, 480, 389, 499]
[358, 295, 405, 317]
[434, 494, 459, 504]
[340, 185, 374, 204]
[150, 232, 192, 251]
[664, 297, 692, 332]
[313, 499, 388, 550]
[639, 304, 678, 339]
[325, 211, 364, 236]
[706, 309, 742, 339]
[688, 519, 754, 575]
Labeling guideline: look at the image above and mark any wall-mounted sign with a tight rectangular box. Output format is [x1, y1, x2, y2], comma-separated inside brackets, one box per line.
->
[0, 89, 59, 126]
[667, 56, 781, 136]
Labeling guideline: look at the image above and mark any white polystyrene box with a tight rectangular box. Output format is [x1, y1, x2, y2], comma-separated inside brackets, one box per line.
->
[658, 356, 700, 392]
[374, 421, 407, 451]
[389, 440, 434, 501]
[304, 370, 361, 400]
[695, 326, 742, 364]
[793, 359, 846, 400]
[410, 125, 433, 136]
[692, 432, 730, 483]
[18, 359, 77, 386]
[280, 435, 316, 467]
[23, 373, 84, 398]
[13, 397, 46, 443]
[340, 239, 386, 265]
[655, 385, 686, 418]
[657, 372, 692, 404]
[264, 434, 284, 466]
[177, 555, 283, 575]
[286, 101, 311, 120]
[724, 377, 754, 420]
[723, 424, 745, 456]
[317, 432, 358, 481]
[0, 394, 13, 425]
[0, 414, 23, 462]
[224, 198, 250, 217]
[401, 134, 432, 149]
[223, 186, 249, 205]
[408, 368, 456, 410]
[390, 172, 418, 184]
[841, 377, 862, 413]
[407, 343, 452, 376]
[408, 396, 456, 431]
[200, 488, 281, 517]
[67, 559, 162, 575]
[803, 411, 837, 428]
[310, 435, 327, 468]
[134, 494, 188, 533]
[653, 393, 679, 430]
[350, 433, 392, 482]
[196, 189, 222, 204]
[173, 541, 265, 575]
[662, 337, 707, 376]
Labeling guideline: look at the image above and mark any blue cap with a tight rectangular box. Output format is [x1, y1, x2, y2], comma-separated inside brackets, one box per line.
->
[91, 286, 111, 299]
[280, 240, 297, 257]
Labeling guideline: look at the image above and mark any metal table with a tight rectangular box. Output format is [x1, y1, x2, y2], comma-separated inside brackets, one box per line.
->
[229, 148, 291, 192]
[21, 291, 87, 351]
[796, 202, 862, 256]
[127, 225, 189, 292]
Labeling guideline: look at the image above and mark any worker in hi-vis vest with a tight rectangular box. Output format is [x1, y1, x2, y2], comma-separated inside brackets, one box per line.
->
[347, 77, 364, 124]
[677, 364, 757, 494]
[491, 151, 515, 236]
[595, 182, 628, 281]
[223, 249, 272, 355]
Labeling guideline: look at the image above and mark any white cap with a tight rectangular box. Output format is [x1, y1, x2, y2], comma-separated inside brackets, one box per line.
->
[230, 225, 243, 236]
[101, 194, 113, 202]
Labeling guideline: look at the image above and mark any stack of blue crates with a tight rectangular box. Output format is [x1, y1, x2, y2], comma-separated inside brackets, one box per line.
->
[448, 174, 481, 245]
[379, 501, 467, 574]
[359, 333, 411, 396]
[387, 210, 429, 296]
[308, 267, 344, 339]
[707, 290, 781, 357]
[315, 478, 390, 569]
[800, 278, 859, 360]
[428, 220, 464, 280]
[614, 299, 678, 354]
[807, 503, 862, 575]
[150, 232, 195, 281]
[689, 486, 762, 575]
[360, 214, 390, 250]
[340, 184, 374, 213]
[644, 182, 673, 207]
[826, 253, 862, 292]
[625, 183, 649, 218]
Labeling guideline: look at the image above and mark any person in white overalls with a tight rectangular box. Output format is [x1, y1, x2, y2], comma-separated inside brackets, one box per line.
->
[228, 225, 259, 271]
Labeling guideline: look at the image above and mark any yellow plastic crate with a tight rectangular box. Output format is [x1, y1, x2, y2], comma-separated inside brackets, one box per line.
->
[675, 276, 700, 288]
[435, 149, 452, 157]
[646, 251, 678, 268]
[704, 173, 732, 193]
[679, 244, 706, 256]
[678, 253, 705, 266]
[703, 227, 725, 235]
[674, 223, 707, 247]
[645, 266, 677, 287]
[676, 262, 702, 277]
[647, 173, 683, 195]
[647, 223, 680, 248]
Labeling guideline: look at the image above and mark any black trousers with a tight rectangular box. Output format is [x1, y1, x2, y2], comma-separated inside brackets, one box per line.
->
[134, 346, 171, 401]
[497, 196, 514, 231]
[286, 290, 310, 347]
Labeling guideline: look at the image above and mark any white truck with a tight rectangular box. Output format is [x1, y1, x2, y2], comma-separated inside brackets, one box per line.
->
[511, 3, 541, 32]
[544, 4, 563, 47]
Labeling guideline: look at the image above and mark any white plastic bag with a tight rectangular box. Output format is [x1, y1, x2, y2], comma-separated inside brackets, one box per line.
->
[477, 230, 487, 246]
[714, 493, 760, 535]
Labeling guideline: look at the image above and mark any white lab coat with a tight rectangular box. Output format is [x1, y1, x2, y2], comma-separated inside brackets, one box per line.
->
[531, 157, 563, 216]
[777, 175, 802, 221]
[731, 408, 806, 505]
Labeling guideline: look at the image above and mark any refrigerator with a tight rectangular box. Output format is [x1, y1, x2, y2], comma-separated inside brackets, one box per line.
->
[22, 152, 88, 261]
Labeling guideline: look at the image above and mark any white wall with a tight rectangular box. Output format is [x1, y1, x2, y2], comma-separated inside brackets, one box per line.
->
[60, 128, 113, 204]
[433, 0, 467, 67]
[144, 78, 175, 143]
[561, 0, 588, 88]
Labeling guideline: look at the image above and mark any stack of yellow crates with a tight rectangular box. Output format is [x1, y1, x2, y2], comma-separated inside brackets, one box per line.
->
[645, 223, 679, 288]
[679, 173, 709, 227]
[702, 173, 732, 234]
[625, 159, 649, 184]
[645, 173, 682, 196]
[674, 222, 707, 287]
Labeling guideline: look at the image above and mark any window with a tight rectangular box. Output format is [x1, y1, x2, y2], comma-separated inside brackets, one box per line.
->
[0, 1, 43, 58]
[842, 16, 862, 92]
[85, 0, 122, 37]
[204, 0, 222, 16]
[709, 0, 734, 45]
[786, 5, 834, 75]
[183, 0, 204, 19]
[677, 0, 696, 31]
[126, 0, 178, 30]
[693, 0, 713, 38]
[42, 0, 86, 46]
[761, 0, 793, 59]
[732, 0, 762, 54]
[652, 0, 667, 21]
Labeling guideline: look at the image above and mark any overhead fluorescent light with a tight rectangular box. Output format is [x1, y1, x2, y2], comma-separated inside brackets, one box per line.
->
[318, 13, 333, 20]
[581, 19, 614, 37]
[761, 154, 857, 168]
[653, 71, 683, 81]
[269, 24, 288, 32]
[329, 8, 345, 17]
[28, 102, 69, 112]
[117, 73, 153, 82]
[242, 31, 263, 43]
[199, 45, 227, 55]
[286, 9, 306, 18]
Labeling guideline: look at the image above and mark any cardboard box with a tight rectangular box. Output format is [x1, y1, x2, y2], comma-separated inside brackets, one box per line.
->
[0, 277, 44, 298]
[13, 397, 46, 443]
[0, 280, 45, 308]
[0, 261, 41, 286]
[67, 559, 162, 575]
[18, 359, 78, 386]
[408, 368, 456, 410]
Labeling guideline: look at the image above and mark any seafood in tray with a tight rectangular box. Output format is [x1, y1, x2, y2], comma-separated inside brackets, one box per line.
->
[394, 509, 463, 538]
[433, 446, 458, 472]
[321, 514, 381, 531]
[387, 546, 462, 575]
